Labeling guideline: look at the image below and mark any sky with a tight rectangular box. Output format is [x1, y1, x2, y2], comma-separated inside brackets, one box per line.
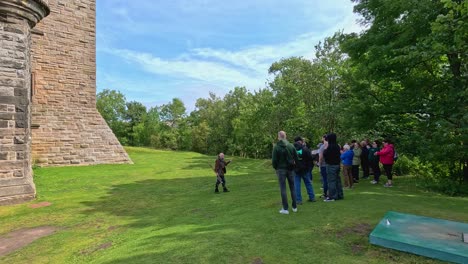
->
[96, 0, 362, 112]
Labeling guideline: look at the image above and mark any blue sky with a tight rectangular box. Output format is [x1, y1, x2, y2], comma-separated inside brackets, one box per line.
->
[96, 0, 362, 111]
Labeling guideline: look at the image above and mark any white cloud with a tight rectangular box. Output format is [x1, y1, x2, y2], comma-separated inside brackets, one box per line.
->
[110, 49, 265, 90]
[105, 12, 363, 93]
[97, 0, 364, 110]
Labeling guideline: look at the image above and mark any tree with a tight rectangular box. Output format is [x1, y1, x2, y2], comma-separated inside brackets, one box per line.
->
[342, 0, 467, 185]
[124, 101, 147, 146]
[313, 33, 349, 135]
[96, 89, 128, 145]
[159, 98, 187, 128]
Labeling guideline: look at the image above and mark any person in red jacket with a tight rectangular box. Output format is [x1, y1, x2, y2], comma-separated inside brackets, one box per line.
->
[375, 139, 395, 187]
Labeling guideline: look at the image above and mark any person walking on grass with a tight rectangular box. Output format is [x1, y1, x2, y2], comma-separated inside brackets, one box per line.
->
[323, 133, 343, 202]
[375, 139, 395, 187]
[341, 144, 354, 189]
[214, 153, 231, 193]
[272, 131, 298, 214]
[293, 136, 316, 204]
[368, 140, 381, 184]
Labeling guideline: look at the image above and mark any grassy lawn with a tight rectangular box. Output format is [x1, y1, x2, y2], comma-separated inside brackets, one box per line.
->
[0, 147, 467, 263]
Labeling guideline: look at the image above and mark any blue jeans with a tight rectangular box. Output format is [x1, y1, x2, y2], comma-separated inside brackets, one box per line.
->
[276, 169, 297, 210]
[306, 168, 313, 181]
[294, 170, 315, 202]
[326, 165, 343, 200]
[320, 166, 328, 196]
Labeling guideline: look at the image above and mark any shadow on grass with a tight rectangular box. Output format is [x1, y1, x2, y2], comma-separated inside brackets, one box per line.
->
[80, 175, 278, 264]
[79, 168, 460, 264]
[180, 156, 272, 174]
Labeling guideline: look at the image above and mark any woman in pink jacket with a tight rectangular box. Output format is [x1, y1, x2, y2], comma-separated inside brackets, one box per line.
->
[375, 139, 395, 187]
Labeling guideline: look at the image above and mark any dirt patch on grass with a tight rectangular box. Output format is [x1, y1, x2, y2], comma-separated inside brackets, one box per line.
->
[336, 223, 373, 239]
[336, 223, 373, 255]
[0, 226, 59, 257]
[80, 242, 113, 255]
[252, 257, 263, 264]
[29, 201, 52, 209]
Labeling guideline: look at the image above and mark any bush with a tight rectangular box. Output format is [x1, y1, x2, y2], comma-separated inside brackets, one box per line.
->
[393, 155, 467, 196]
[393, 154, 414, 176]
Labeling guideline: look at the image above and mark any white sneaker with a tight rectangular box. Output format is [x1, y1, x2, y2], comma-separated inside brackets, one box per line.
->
[279, 209, 289, 214]
[371, 180, 377, 184]
[292, 207, 298, 213]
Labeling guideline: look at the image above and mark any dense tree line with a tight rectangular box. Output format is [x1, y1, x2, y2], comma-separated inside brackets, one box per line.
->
[97, 0, 466, 194]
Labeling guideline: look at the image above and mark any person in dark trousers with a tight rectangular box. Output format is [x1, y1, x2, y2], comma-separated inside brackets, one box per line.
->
[360, 141, 370, 179]
[272, 131, 298, 214]
[214, 153, 231, 193]
[375, 139, 395, 187]
[318, 135, 328, 198]
[293, 136, 316, 204]
[368, 140, 381, 184]
[323, 133, 344, 202]
[351, 140, 361, 183]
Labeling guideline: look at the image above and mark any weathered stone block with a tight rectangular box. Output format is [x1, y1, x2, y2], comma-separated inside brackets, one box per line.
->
[14, 88, 27, 96]
[0, 87, 14, 96]
[0, 120, 8, 128]
[0, 113, 15, 120]
[16, 152, 25, 160]
[15, 120, 26, 128]
[0, 152, 8, 160]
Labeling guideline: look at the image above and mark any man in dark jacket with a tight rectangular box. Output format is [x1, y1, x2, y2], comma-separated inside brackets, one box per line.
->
[293, 136, 316, 204]
[214, 153, 231, 193]
[272, 131, 298, 214]
[360, 141, 370, 179]
[323, 133, 344, 202]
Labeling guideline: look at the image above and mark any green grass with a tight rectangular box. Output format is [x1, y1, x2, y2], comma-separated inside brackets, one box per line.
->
[0, 147, 467, 263]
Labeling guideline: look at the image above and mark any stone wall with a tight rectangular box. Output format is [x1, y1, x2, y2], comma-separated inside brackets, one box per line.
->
[31, 0, 132, 166]
[0, 0, 49, 205]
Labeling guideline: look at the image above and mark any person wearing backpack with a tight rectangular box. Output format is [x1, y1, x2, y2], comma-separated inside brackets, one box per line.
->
[272, 131, 299, 214]
[375, 139, 395, 187]
[293, 136, 316, 204]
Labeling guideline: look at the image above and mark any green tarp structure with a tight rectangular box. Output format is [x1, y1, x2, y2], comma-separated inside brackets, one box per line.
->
[370, 211, 468, 263]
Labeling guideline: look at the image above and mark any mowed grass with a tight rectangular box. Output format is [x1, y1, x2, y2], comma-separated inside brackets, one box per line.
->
[0, 147, 467, 264]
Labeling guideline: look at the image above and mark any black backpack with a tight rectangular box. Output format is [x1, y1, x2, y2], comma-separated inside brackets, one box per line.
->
[294, 147, 307, 172]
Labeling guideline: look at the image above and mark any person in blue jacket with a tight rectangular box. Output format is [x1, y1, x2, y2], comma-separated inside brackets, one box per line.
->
[341, 144, 354, 188]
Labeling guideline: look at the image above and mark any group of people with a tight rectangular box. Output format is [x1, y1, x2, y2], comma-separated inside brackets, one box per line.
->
[212, 130, 396, 215]
[272, 131, 396, 214]
[339, 139, 396, 190]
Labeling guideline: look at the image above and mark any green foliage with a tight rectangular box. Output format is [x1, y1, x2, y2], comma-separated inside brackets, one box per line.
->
[342, 0, 467, 188]
[96, 89, 128, 144]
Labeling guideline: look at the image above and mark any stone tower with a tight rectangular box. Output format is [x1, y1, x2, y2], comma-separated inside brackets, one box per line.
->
[0, 0, 49, 205]
[30, 0, 131, 167]
[0, 0, 132, 205]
